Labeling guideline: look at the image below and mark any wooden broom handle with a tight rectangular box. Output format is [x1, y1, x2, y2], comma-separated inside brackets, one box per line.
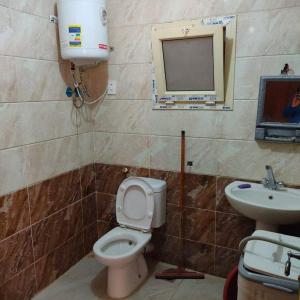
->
[180, 131, 185, 210]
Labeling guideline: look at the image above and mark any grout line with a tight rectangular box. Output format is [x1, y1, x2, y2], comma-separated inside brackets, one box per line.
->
[0, 132, 85, 153]
[0, 99, 71, 104]
[0, 195, 87, 246]
[93, 130, 259, 143]
[97, 98, 257, 102]
[0, 53, 58, 63]
[107, 51, 300, 67]
[213, 179, 217, 274]
[160, 232, 240, 252]
[0, 3, 54, 20]
[0, 54, 61, 63]
[107, 5, 300, 29]
[25, 167, 83, 192]
[29, 198, 83, 228]
[26, 186, 39, 293]
[79, 198, 86, 254]
[0, 263, 36, 288]
[33, 231, 84, 265]
[0, 225, 32, 245]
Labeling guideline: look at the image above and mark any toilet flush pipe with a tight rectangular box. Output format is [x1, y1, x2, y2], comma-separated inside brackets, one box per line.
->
[239, 236, 300, 254]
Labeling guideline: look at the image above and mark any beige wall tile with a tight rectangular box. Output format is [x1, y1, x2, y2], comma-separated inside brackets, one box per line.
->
[149, 135, 218, 175]
[8, 0, 57, 17]
[0, 146, 26, 196]
[234, 55, 300, 100]
[183, 110, 220, 139]
[94, 100, 149, 134]
[0, 57, 67, 102]
[109, 25, 151, 64]
[78, 132, 95, 167]
[94, 132, 150, 167]
[149, 135, 180, 171]
[76, 105, 94, 135]
[0, 57, 17, 101]
[217, 101, 257, 140]
[237, 7, 300, 57]
[2, 0, 300, 196]
[24, 135, 80, 186]
[186, 137, 218, 175]
[148, 107, 187, 137]
[108, 0, 300, 27]
[0, 2, 95, 195]
[107, 64, 152, 100]
[0, 7, 57, 60]
[15, 58, 67, 101]
[217, 139, 300, 185]
[0, 102, 77, 150]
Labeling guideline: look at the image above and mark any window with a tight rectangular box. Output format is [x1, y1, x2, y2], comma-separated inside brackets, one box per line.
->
[163, 37, 215, 92]
[151, 17, 236, 110]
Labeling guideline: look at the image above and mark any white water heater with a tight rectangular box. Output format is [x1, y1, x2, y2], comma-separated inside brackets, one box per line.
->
[57, 0, 109, 66]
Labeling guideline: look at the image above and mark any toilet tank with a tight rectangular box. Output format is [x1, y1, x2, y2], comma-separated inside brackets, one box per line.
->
[141, 177, 167, 228]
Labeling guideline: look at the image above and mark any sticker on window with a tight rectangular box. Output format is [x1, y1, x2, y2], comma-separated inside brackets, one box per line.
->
[68, 25, 82, 48]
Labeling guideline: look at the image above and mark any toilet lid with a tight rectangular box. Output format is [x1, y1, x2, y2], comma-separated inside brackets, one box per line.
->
[116, 177, 154, 231]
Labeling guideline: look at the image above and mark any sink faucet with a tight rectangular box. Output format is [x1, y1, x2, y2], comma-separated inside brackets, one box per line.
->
[262, 165, 284, 190]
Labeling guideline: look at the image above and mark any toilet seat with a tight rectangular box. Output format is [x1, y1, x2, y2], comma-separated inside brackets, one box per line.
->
[116, 177, 154, 231]
[93, 227, 151, 266]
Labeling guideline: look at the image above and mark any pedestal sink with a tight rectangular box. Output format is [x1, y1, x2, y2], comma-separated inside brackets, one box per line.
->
[225, 181, 300, 231]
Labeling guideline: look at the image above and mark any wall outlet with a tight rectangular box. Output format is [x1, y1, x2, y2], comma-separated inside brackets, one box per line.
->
[107, 80, 117, 95]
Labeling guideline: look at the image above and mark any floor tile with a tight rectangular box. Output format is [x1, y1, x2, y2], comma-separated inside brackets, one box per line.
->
[33, 254, 224, 300]
[171, 274, 225, 300]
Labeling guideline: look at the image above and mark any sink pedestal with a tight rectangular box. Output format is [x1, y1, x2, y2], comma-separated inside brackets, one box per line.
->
[256, 221, 278, 232]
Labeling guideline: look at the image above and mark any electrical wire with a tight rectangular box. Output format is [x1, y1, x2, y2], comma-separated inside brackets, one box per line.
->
[83, 88, 107, 105]
[70, 64, 107, 108]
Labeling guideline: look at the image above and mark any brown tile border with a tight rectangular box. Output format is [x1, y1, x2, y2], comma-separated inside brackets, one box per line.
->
[214, 246, 240, 278]
[0, 228, 34, 286]
[183, 207, 215, 244]
[35, 233, 84, 291]
[0, 164, 97, 298]
[0, 159, 298, 299]
[28, 169, 81, 224]
[0, 265, 36, 300]
[82, 193, 97, 227]
[83, 222, 98, 255]
[0, 188, 30, 240]
[31, 201, 83, 260]
[94, 163, 280, 278]
[96, 192, 116, 222]
[215, 212, 255, 250]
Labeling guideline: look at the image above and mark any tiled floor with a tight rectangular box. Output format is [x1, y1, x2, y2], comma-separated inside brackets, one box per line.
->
[33, 254, 225, 300]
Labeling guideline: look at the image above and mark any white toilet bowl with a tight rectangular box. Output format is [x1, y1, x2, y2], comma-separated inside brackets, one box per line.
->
[93, 177, 166, 298]
[93, 227, 151, 298]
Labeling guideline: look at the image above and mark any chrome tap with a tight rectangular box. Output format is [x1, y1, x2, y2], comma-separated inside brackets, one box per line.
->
[262, 165, 284, 190]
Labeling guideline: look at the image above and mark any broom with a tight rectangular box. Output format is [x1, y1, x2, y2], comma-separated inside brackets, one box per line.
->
[155, 131, 205, 280]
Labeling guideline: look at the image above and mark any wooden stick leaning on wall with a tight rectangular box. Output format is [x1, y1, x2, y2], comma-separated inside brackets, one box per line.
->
[155, 130, 205, 280]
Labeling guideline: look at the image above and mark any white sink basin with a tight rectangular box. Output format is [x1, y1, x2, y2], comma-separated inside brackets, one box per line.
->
[225, 181, 300, 228]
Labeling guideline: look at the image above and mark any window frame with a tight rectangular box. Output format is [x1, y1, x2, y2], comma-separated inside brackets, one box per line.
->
[152, 22, 224, 104]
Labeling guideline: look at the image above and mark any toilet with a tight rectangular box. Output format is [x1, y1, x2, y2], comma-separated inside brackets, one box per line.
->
[93, 176, 167, 299]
